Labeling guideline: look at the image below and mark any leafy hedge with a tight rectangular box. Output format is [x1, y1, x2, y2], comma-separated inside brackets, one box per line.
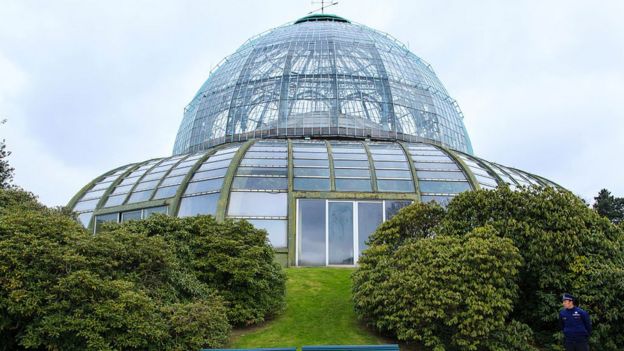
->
[0, 188, 286, 350]
[353, 187, 624, 350]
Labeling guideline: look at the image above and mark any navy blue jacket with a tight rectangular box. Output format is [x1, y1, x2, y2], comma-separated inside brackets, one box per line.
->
[559, 306, 591, 342]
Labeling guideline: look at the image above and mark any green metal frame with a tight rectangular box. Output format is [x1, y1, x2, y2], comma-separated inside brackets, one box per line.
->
[216, 140, 255, 221]
[436, 145, 480, 190]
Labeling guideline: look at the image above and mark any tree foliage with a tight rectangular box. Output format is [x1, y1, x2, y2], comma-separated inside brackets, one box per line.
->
[0, 187, 286, 350]
[0, 119, 14, 189]
[353, 187, 624, 350]
[593, 188, 624, 224]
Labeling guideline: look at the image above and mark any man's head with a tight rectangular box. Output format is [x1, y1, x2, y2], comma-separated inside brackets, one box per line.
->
[562, 293, 575, 309]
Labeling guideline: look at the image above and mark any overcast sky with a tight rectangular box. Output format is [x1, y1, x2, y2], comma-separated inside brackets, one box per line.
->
[1, 0, 623, 207]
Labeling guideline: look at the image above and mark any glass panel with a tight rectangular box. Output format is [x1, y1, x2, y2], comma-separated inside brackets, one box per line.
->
[358, 202, 383, 255]
[328, 202, 354, 265]
[332, 153, 368, 160]
[377, 180, 414, 192]
[298, 199, 326, 266]
[228, 192, 287, 217]
[421, 195, 454, 206]
[294, 168, 330, 177]
[372, 154, 406, 161]
[413, 162, 459, 171]
[119, 177, 141, 186]
[144, 206, 168, 217]
[104, 194, 126, 207]
[232, 177, 288, 190]
[335, 179, 372, 192]
[153, 186, 179, 200]
[191, 168, 228, 181]
[95, 213, 118, 233]
[374, 161, 409, 169]
[92, 181, 113, 191]
[293, 152, 327, 159]
[141, 172, 166, 182]
[293, 159, 328, 167]
[74, 199, 99, 211]
[416, 170, 467, 180]
[178, 193, 220, 217]
[412, 155, 452, 162]
[419, 181, 471, 193]
[385, 200, 412, 220]
[127, 190, 153, 204]
[237, 167, 288, 176]
[78, 212, 93, 227]
[334, 168, 370, 177]
[111, 184, 133, 195]
[241, 158, 287, 167]
[82, 189, 106, 200]
[168, 167, 192, 177]
[198, 159, 232, 171]
[294, 178, 331, 191]
[333, 160, 369, 168]
[185, 178, 224, 194]
[160, 175, 186, 187]
[134, 180, 160, 191]
[247, 219, 288, 248]
[376, 169, 412, 179]
[121, 210, 142, 222]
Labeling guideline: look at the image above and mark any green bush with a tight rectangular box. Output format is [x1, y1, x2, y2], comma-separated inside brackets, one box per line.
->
[0, 189, 231, 350]
[354, 187, 624, 350]
[105, 214, 287, 326]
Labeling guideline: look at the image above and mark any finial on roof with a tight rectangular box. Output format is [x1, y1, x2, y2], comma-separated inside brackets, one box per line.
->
[309, 0, 338, 14]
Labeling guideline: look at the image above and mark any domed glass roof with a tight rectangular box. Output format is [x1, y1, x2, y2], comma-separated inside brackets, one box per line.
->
[173, 14, 473, 155]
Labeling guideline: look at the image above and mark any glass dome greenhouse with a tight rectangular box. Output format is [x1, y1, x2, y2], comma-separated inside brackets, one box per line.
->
[69, 14, 559, 267]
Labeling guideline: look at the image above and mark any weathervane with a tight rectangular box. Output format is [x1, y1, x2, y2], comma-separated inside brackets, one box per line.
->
[309, 0, 338, 14]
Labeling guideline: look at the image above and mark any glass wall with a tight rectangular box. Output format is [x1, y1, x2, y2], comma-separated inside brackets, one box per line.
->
[368, 143, 414, 192]
[297, 199, 411, 266]
[292, 141, 330, 191]
[330, 141, 372, 192]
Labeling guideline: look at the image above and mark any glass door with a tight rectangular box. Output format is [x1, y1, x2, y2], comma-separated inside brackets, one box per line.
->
[357, 202, 383, 258]
[328, 201, 354, 265]
[298, 199, 326, 266]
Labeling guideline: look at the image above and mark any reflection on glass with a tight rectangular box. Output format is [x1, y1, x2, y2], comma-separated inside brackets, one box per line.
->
[335, 179, 371, 192]
[299, 199, 326, 266]
[185, 178, 223, 194]
[144, 206, 168, 217]
[153, 186, 179, 200]
[121, 210, 142, 222]
[328, 202, 354, 265]
[294, 178, 330, 191]
[358, 202, 383, 255]
[385, 200, 412, 220]
[178, 193, 220, 217]
[95, 213, 118, 233]
[78, 212, 93, 227]
[232, 177, 288, 190]
[421, 195, 454, 206]
[419, 181, 471, 193]
[127, 190, 153, 204]
[228, 192, 287, 216]
[247, 219, 288, 248]
[104, 195, 126, 208]
[377, 180, 414, 192]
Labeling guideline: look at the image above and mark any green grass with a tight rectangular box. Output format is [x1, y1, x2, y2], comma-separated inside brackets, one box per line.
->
[229, 267, 387, 348]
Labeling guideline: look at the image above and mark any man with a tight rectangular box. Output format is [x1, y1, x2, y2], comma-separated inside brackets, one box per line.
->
[559, 293, 591, 351]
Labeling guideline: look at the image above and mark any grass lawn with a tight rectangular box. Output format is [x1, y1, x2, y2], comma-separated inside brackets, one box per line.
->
[229, 267, 388, 348]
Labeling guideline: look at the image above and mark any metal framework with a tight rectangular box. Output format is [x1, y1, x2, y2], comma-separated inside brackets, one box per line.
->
[173, 14, 473, 155]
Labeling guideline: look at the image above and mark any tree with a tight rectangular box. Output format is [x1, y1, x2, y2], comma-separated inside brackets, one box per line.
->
[0, 119, 14, 189]
[593, 189, 624, 224]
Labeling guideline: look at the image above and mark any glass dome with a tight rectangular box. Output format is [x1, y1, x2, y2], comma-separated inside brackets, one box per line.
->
[173, 14, 473, 155]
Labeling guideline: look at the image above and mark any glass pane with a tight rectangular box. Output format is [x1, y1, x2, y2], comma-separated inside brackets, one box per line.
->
[185, 178, 224, 194]
[375, 169, 412, 179]
[294, 159, 328, 167]
[111, 184, 133, 195]
[232, 176, 288, 190]
[334, 168, 370, 177]
[191, 168, 228, 181]
[141, 172, 166, 182]
[413, 162, 459, 171]
[82, 189, 106, 200]
[92, 181, 113, 191]
[335, 179, 372, 192]
[416, 170, 467, 180]
[293, 152, 327, 159]
[237, 167, 288, 176]
[333, 160, 369, 168]
[144, 206, 168, 217]
[198, 159, 232, 171]
[121, 210, 142, 222]
[127, 190, 153, 204]
[178, 193, 220, 217]
[228, 192, 287, 216]
[241, 158, 287, 167]
[419, 181, 471, 194]
[95, 213, 118, 233]
[294, 178, 330, 191]
[134, 180, 160, 191]
[160, 175, 186, 187]
[294, 168, 330, 177]
[153, 185, 179, 199]
[358, 202, 383, 255]
[104, 194, 126, 207]
[385, 200, 412, 220]
[377, 179, 414, 192]
[168, 167, 192, 177]
[74, 199, 99, 211]
[247, 219, 288, 248]
[374, 161, 409, 169]
[298, 199, 326, 266]
[328, 202, 354, 265]
[421, 195, 454, 206]
[78, 212, 92, 227]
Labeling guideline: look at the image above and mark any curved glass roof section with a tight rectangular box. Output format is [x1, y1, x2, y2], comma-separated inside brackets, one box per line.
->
[70, 140, 555, 231]
[173, 16, 474, 155]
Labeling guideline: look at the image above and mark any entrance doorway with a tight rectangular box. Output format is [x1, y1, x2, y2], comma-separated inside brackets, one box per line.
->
[296, 199, 410, 266]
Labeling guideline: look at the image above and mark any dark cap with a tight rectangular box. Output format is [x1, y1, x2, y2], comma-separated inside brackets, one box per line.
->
[562, 293, 575, 302]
